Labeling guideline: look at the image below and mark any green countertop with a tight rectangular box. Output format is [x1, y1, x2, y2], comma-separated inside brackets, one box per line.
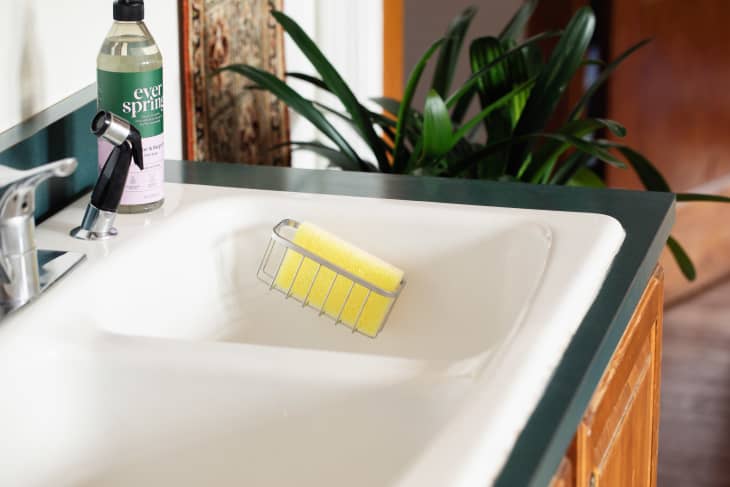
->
[166, 160, 675, 487]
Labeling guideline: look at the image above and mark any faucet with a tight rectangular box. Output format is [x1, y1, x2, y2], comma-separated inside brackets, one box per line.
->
[71, 111, 144, 241]
[0, 158, 86, 317]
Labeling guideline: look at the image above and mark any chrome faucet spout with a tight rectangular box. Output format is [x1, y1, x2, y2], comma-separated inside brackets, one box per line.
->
[0, 158, 85, 316]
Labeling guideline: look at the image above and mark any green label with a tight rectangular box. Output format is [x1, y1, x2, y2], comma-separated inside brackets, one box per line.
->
[97, 68, 163, 138]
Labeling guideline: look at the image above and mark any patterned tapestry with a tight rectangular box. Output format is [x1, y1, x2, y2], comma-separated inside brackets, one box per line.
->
[181, 0, 291, 165]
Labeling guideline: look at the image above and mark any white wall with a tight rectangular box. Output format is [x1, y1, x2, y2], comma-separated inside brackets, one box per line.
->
[284, 0, 383, 169]
[0, 0, 382, 168]
[0, 0, 182, 158]
[404, 0, 522, 107]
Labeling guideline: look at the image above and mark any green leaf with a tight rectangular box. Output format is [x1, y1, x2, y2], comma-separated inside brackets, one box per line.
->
[469, 36, 514, 140]
[394, 38, 445, 173]
[667, 236, 697, 281]
[405, 137, 426, 173]
[380, 123, 397, 145]
[370, 97, 404, 117]
[527, 118, 627, 182]
[316, 108, 395, 162]
[566, 167, 605, 188]
[468, 35, 535, 174]
[465, 36, 538, 178]
[447, 30, 562, 108]
[452, 76, 537, 143]
[286, 72, 330, 92]
[676, 193, 730, 203]
[522, 43, 544, 78]
[283, 141, 369, 171]
[569, 38, 651, 120]
[369, 111, 398, 129]
[271, 10, 390, 172]
[500, 0, 540, 41]
[423, 90, 454, 157]
[599, 141, 670, 192]
[617, 146, 669, 191]
[508, 7, 596, 175]
[217, 64, 363, 169]
[370, 99, 424, 150]
[545, 118, 626, 148]
[470, 37, 510, 101]
[432, 7, 478, 97]
[534, 133, 625, 170]
[368, 101, 421, 143]
[447, 137, 521, 176]
[314, 101, 393, 136]
[450, 85, 477, 125]
[504, 40, 535, 125]
[549, 151, 592, 185]
[599, 119, 626, 137]
[308, 100, 400, 159]
[449, 131, 625, 178]
[312, 101, 355, 124]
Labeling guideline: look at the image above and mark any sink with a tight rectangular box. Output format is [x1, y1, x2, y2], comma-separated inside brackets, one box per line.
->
[0, 182, 625, 486]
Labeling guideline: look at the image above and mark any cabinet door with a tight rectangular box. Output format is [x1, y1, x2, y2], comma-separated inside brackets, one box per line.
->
[576, 268, 664, 487]
[550, 440, 576, 487]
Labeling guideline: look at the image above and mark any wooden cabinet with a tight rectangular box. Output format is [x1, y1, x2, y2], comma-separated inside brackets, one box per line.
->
[551, 454, 576, 487]
[551, 267, 664, 487]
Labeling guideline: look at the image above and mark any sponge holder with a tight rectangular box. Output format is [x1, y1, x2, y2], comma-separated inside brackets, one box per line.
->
[256, 219, 405, 338]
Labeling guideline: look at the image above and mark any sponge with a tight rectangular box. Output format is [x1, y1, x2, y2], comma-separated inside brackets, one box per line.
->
[274, 222, 404, 337]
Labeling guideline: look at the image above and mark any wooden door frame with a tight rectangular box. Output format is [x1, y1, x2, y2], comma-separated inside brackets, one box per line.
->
[383, 0, 404, 99]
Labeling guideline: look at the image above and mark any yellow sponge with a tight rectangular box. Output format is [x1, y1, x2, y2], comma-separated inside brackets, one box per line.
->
[274, 222, 404, 337]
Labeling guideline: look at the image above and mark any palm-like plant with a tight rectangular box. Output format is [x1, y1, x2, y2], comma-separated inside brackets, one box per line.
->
[219, 0, 730, 280]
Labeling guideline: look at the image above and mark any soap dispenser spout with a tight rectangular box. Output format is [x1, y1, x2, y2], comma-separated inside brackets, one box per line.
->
[71, 111, 145, 241]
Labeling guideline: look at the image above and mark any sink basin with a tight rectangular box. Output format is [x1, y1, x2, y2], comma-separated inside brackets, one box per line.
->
[0, 182, 625, 486]
[83, 193, 554, 365]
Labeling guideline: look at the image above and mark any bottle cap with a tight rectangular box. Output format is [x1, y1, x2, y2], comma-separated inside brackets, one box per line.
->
[113, 0, 144, 21]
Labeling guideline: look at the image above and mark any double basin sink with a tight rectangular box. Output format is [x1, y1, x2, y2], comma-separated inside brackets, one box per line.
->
[0, 182, 625, 486]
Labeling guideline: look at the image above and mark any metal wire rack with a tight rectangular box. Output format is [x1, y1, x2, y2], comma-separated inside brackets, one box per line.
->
[256, 219, 406, 338]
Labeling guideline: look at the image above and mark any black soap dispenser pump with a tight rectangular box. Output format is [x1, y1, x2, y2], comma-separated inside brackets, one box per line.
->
[71, 111, 144, 241]
[114, 0, 145, 21]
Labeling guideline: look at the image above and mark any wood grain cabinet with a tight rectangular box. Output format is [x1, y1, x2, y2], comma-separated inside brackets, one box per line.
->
[551, 267, 664, 487]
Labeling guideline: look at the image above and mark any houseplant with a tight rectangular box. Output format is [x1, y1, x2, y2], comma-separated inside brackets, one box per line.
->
[219, 0, 729, 280]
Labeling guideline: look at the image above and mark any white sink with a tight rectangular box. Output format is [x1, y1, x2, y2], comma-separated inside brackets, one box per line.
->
[0, 182, 625, 486]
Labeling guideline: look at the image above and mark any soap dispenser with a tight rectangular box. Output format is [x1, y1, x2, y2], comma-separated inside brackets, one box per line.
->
[98, 0, 164, 214]
[71, 111, 144, 241]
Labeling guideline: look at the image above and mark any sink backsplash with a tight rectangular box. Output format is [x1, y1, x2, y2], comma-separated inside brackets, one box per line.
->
[0, 96, 97, 222]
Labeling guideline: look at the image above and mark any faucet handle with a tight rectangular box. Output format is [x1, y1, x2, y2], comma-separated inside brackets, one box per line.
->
[0, 158, 84, 313]
[0, 158, 78, 187]
[0, 158, 78, 218]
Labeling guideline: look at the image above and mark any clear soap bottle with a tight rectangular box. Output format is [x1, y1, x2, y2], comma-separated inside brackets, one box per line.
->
[97, 0, 164, 213]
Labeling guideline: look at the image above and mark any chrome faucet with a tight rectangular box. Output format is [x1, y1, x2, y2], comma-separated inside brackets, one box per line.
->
[0, 158, 86, 317]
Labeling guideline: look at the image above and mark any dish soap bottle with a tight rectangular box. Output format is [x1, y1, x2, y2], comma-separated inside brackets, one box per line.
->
[97, 0, 164, 213]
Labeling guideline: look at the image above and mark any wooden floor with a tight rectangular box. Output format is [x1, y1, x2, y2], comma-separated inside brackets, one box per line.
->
[659, 280, 730, 487]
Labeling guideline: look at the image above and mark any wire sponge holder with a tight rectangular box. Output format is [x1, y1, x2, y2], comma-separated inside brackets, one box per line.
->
[256, 219, 406, 338]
